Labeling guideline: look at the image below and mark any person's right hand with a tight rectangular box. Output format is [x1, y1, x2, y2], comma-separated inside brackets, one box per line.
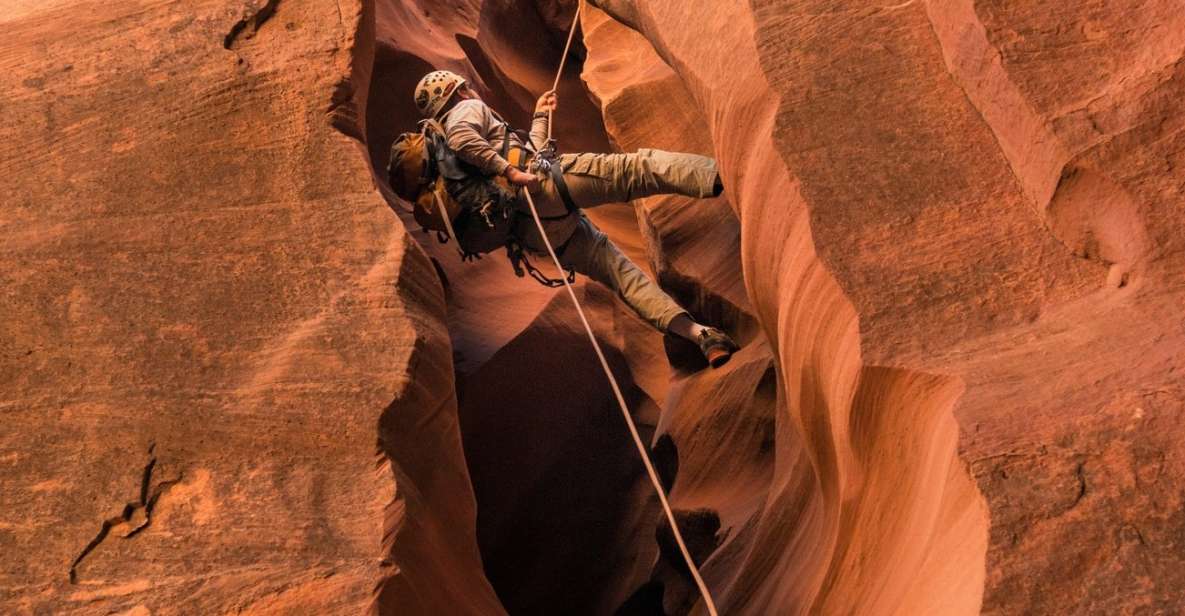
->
[504, 166, 540, 189]
[534, 90, 558, 114]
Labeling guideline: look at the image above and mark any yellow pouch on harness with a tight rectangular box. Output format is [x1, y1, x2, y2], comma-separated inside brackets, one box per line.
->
[507, 146, 532, 171]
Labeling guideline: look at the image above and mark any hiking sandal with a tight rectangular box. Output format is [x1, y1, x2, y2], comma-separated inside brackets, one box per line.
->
[697, 327, 739, 368]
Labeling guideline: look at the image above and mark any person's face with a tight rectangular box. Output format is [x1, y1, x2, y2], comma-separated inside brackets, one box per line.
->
[457, 84, 480, 101]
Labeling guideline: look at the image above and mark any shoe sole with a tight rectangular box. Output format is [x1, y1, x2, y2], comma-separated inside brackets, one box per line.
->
[705, 346, 733, 368]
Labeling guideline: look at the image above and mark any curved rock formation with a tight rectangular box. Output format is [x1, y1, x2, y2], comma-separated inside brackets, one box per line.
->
[587, 0, 1185, 613]
[581, 3, 987, 613]
[4, 0, 1183, 614]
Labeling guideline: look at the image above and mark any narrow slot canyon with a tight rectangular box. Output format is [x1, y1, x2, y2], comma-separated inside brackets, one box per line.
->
[360, 1, 991, 613]
[362, 2, 776, 611]
[4, 0, 1183, 614]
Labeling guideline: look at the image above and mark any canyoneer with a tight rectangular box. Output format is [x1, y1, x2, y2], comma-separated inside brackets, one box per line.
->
[388, 70, 739, 367]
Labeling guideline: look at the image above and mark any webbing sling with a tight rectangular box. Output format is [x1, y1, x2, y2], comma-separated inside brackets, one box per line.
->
[548, 161, 579, 213]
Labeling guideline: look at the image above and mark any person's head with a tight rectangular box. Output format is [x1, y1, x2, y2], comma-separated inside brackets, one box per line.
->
[414, 70, 477, 119]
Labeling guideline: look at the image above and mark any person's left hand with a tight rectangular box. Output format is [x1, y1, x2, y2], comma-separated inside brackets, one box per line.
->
[504, 166, 540, 190]
[535, 90, 558, 114]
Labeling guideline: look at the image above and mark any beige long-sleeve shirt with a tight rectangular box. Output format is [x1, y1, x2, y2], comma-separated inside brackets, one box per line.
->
[442, 98, 549, 176]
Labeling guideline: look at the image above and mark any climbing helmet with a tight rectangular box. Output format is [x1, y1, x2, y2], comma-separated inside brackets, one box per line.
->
[414, 70, 467, 119]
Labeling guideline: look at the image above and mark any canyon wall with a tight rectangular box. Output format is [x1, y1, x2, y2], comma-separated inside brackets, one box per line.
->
[0, 1, 500, 613]
[588, 0, 1185, 613]
[3, 0, 1183, 614]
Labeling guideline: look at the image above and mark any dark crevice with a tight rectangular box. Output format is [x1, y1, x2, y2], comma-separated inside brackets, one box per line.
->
[614, 508, 725, 615]
[617, 431, 719, 616]
[223, 0, 282, 50]
[657, 509, 724, 580]
[138, 446, 156, 505]
[664, 333, 709, 374]
[615, 581, 666, 615]
[69, 516, 116, 584]
[68, 443, 181, 583]
[756, 365, 779, 454]
[651, 434, 679, 493]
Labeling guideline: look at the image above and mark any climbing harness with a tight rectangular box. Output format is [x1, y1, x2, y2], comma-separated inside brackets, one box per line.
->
[521, 3, 721, 614]
[532, 155, 579, 214]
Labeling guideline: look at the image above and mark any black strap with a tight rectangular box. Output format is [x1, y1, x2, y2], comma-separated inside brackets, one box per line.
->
[511, 128, 535, 153]
[436, 228, 481, 261]
[548, 163, 579, 213]
[488, 109, 515, 161]
[505, 239, 576, 288]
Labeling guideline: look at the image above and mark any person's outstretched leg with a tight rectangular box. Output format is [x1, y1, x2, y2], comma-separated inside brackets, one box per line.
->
[558, 217, 738, 367]
[666, 313, 707, 340]
[518, 148, 723, 253]
[553, 149, 720, 208]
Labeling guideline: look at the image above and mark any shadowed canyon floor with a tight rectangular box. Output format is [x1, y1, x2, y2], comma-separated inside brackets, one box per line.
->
[2, 0, 1183, 615]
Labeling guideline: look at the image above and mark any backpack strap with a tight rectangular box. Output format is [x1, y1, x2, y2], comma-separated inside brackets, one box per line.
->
[421, 117, 446, 135]
[431, 189, 461, 247]
[487, 109, 514, 161]
[507, 146, 532, 170]
[421, 118, 472, 181]
[430, 110, 525, 176]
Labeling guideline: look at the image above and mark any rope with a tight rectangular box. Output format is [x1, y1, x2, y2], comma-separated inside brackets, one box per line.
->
[546, 0, 582, 143]
[432, 189, 462, 249]
[524, 7, 720, 611]
[520, 190, 719, 615]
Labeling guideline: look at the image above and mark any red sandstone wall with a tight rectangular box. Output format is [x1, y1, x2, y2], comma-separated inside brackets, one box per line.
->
[589, 0, 1185, 613]
[0, 1, 499, 613]
[3, 0, 1182, 614]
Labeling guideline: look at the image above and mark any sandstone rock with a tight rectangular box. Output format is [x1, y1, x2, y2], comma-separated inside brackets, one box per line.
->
[588, 0, 1185, 613]
[1, 1, 498, 614]
[6, 0, 1183, 614]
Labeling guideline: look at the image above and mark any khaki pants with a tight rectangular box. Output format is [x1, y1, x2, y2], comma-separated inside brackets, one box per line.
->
[516, 149, 719, 331]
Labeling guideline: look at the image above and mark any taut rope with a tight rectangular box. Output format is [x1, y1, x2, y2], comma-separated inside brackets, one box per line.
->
[525, 4, 720, 613]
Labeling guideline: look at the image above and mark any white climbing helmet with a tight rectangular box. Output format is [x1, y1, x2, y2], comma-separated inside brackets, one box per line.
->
[414, 70, 467, 119]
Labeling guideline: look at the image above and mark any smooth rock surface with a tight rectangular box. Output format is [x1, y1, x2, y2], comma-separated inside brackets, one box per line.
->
[589, 0, 1185, 613]
[4, 0, 1183, 614]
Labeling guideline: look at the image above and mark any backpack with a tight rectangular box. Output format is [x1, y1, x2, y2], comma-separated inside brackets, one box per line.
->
[386, 115, 576, 287]
[386, 118, 521, 257]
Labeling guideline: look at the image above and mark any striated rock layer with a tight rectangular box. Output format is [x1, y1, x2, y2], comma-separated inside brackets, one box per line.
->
[1, 1, 499, 614]
[581, 3, 986, 613]
[587, 0, 1185, 613]
[369, 0, 1185, 612]
[4, 0, 1183, 614]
